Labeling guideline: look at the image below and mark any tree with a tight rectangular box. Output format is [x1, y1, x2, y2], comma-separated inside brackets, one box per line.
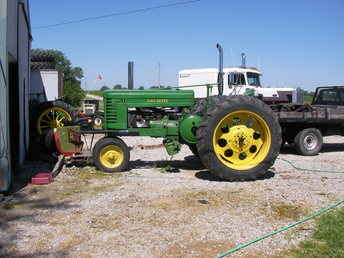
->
[32, 49, 85, 107]
[138, 86, 145, 90]
[101, 86, 110, 91]
[113, 84, 122, 89]
[63, 80, 85, 107]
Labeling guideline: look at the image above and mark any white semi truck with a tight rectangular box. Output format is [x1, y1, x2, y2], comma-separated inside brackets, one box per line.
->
[178, 49, 295, 104]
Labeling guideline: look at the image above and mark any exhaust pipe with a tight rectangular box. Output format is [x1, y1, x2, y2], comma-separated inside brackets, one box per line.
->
[241, 53, 246, 68]
[128, 61, 134, 90]
[216, 43, 224, 96]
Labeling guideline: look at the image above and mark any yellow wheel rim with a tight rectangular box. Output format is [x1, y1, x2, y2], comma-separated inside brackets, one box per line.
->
[37, 107, 72, 135]
[212, 110, 271, 171]
[99, 145, 124, 169]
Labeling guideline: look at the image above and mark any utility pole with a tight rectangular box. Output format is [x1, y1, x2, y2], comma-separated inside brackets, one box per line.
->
[158, 62, 161, 88]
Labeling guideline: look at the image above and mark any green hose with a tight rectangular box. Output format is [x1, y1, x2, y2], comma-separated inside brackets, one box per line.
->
[277, 157, 344, 174]
[216, 199, 344, 258]
[216, 158, 344, 257]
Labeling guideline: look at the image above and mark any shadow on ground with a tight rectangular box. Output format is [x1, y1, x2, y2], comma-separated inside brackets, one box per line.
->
[130, 155, 205, 171]
[5, 137, 60, 195]
[0, 191, 78, 257]
[280, 143, 344, 155]
[66, 154, 205, 172]
[195, 170, 275, 182]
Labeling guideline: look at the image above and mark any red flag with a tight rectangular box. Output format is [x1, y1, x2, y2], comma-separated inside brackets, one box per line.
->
[96, 74, 103, 80]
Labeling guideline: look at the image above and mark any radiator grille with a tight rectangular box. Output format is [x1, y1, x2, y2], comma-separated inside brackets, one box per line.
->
[105, 99, 118, 124]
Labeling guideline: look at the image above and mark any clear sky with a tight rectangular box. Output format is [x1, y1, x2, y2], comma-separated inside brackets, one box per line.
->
[30, 0, 344, 91]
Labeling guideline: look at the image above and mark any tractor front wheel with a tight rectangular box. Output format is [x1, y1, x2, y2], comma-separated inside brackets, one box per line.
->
[196, 96, 281, 181]
[93, 137, 130, 173]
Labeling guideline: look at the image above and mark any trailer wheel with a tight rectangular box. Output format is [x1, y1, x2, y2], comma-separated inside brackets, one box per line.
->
[197, 95, 281, 181]
[93, 137, 130, 173]
[294, 128, 322, 156]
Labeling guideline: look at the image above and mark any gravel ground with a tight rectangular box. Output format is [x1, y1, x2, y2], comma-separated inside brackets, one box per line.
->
[1, 135, 344, 257]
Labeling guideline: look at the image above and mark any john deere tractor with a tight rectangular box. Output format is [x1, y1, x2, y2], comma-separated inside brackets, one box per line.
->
[56, 44, 281, 181]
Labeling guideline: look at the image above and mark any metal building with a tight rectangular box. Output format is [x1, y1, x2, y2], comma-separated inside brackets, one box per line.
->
[0, 0, 32, 192]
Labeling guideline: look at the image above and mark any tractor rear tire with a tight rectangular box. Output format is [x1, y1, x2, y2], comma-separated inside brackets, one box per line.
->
[196, 95, 281, 181]
[93, 137, 130, 173]
[188, 144, 199, 157]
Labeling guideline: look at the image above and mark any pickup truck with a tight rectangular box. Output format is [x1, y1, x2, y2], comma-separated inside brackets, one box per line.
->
[272, 86, 344, 156]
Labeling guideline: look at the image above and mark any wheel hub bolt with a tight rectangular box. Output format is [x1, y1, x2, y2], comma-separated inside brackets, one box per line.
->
[221, 125, 229, 133]
[239, 153, 247, 160]
[249, 145, 257, 153]
[253, 132, 261, 139]
[218, 139, 227, 147]
[224, 149, 233, 157]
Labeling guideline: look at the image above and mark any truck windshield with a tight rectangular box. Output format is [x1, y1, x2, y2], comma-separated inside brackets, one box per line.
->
[313, 88, 342, 105]
[247, 72, 261, 86]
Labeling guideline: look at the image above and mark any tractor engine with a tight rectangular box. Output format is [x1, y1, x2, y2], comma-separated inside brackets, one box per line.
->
[102, 89, 201, 155]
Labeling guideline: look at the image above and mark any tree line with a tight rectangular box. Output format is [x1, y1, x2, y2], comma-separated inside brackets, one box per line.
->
[32, 48, 85, 107]
[100, 85, 172, 91]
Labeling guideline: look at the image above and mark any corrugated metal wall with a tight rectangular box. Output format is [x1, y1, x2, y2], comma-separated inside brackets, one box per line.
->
[0, 0, 31, 192]
[0, 0, 11, 191]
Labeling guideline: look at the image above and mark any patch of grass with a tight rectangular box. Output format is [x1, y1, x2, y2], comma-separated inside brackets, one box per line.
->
[91, 181, 124, 192]
[162, 240, 235, 258]
[58, 235, 84, 250]
[88, 216, 120, 232]
[291, 208, 344, 258]
[151, 190, 247, 212]
[56, 184, 85, 200]
[158, 165, 179, 173]
[271, 204, 307, 220]
[77, 168, 122, 180]
[1, 202, 16, 210]
[55, 180, 124, 201]
[303, 94, 314, 104]
[87, 91, 103, 97]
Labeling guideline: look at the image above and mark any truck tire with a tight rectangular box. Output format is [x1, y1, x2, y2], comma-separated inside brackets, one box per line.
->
[196, 95, 281, 181]
[294, 128, 322, 156]
[93, 137, 130, 173]
[192, 99, 207, 116]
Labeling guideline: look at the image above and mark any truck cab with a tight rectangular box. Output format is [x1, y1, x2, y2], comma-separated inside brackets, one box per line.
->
[178, 67, 294, 104]
[312, 86, 344, 107]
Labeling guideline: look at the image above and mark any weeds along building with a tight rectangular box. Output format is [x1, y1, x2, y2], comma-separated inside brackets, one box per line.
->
[0, 0, 32, 191]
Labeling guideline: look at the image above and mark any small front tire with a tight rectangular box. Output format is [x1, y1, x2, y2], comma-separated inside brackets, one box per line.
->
[93, 137, 130, 172]
[294, 128, 322, 156]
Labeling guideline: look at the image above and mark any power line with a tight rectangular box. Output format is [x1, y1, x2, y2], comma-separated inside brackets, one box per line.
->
[33, 0, 202, 30]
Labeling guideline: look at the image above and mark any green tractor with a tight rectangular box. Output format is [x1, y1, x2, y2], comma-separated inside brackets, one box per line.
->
[57, 44, 281, 181]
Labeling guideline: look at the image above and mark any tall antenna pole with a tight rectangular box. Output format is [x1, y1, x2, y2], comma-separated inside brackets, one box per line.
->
[158, 62, 161, 88]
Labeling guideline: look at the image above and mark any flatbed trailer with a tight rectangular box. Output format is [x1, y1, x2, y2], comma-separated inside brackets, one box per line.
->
[271, 86, 344, 155]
